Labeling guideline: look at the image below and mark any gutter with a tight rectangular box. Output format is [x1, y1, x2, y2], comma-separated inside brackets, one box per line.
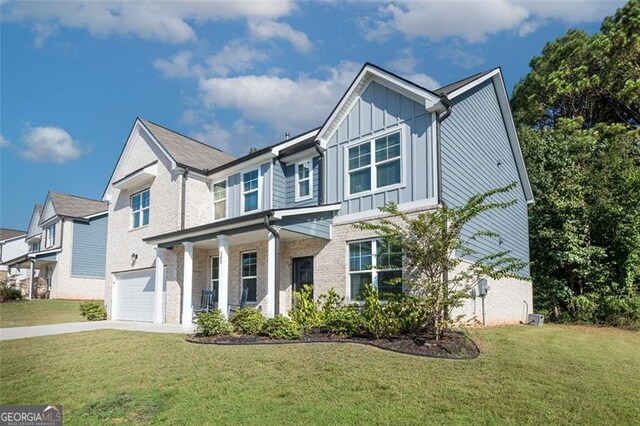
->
[263, 214, 280, 316]
[314, 141, 325, 205]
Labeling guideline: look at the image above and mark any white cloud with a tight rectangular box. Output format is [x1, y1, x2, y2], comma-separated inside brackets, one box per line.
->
[366, 0, 626, 43]
[386, 48, 440, 89]
[207, 40, 270, 77]
[439, 44, 485, 69]
[32, 23, 57, 48]
[4, 0, 296, 45]
[20, 126, 84, 163]
[248, 20, 313, 53]
[198, 61, 361, 135]
[192, 119, 269, 156]
[154, 50, 200, 79]
[0, 135, 10, 148]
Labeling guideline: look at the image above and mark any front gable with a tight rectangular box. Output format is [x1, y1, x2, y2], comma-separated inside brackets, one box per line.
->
[26, 205, 43, 240]
[39, 194, 58, 226]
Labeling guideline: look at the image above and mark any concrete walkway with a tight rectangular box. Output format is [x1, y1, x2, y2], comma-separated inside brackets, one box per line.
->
[0, 321, 194, 341]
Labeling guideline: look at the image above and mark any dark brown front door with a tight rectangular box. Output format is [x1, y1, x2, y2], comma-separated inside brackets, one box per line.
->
[292, 256, 314, 298]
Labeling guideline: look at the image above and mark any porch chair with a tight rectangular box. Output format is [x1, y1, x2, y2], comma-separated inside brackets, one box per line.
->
[192, 289, 217, 319]
[227, 283, 251, 317]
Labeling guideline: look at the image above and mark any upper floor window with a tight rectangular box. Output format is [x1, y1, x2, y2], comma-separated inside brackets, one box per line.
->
[30, 241, 41, 253]
[131, 189, 150, 229]
[45, 225, 56, 248]
[242, 169, 259, 213]
[213, 180, 227, 220]
[348, 239, 402, 301]
[295, 160, 313, 202]
[347, 131, 402, 196]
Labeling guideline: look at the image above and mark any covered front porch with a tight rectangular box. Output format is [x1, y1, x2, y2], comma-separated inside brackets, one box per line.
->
[145, 207, 337, 325]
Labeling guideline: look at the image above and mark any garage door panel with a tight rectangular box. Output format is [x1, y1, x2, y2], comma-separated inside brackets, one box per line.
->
[115, 269, 155, 322]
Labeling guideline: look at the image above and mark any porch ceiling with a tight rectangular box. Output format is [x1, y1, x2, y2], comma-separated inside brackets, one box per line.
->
[191, 227, 319, 250]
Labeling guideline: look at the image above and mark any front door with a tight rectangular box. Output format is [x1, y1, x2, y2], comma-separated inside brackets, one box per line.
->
[292, 256, 314, 298]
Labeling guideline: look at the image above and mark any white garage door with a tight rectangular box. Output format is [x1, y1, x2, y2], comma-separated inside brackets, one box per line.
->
[114, 269, 155, 322]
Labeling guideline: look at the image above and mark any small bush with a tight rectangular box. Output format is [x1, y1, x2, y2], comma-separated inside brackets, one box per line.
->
[569, 295, 599, 323]
[196, 310, 232, 336]
[324, 305, 362, 337]
[80, 300, 107, 321]
[318, 288, 344, 319]
[289, 285, 322, 329]
[0, 281, 22, 301]
[230, 307, 265, 335]
[598, 295, 640, 330]
[361, 284, 401, 339]
[261, 315, 302, 340]
[384, 294, 431, 334]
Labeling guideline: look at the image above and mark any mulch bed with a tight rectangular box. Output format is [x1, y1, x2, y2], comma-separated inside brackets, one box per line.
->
[186, 331, 479, 359]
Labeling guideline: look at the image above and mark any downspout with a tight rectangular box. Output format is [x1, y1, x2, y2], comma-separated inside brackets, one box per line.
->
[180, 169, 188, 230]
[263, 214, 280, 316]
[314, 141, 325, 205]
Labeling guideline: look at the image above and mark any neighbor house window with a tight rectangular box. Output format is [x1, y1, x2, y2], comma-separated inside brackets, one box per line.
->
[241, 252, 257, 302]
[131, 189, 150, 229]
[213, 180, 227, 220]
[295, 160, 313, 202]
[211, 256, 219, 294]
[45, 225, 56, 248]
[349, 239, 402, 301]
[347, 131, 401, 195]
[242, 169, 259, 213]
[30, 242, 40, 253]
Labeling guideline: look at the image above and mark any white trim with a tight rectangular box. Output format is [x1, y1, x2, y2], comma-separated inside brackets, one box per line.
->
[270, 128, 320, 156]
[130, 188, 150, 229]
[147, 218, 265, 246]
[154, 248, 165, 324]
[27, 247, 62, 258]
[181, 241, 194, 325]
[430, 112, 439, 202]
[447, 69, 501, 100]
[212, 179, 228, 221]
[217, 235, 229, 318]
[210, 255, 220, 291]
[334, 198, 439, 225]
[209, 153, 272, 181]
[266, 232, 276, 318]
[44, 224, 56, 249]
[82, 211, 109, 220]
[272, 204, 341, 220]
[0, 233, 27, 244]
[113, 163, 158, 190]
[240, 167, 261, 215]
[346, 238, 403, 302]
[240, 250, 258, 304]
[294, 159, 313, 202]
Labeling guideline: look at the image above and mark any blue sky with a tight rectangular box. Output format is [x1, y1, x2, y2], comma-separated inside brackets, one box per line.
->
[0, 0, 627, 230]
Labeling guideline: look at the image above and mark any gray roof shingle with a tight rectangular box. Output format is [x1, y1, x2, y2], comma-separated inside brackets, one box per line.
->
[49, 192, 108, 219]
[140, 119, 236, 173]
[0, 228, 26, 241]
[435, 69, 496, 96]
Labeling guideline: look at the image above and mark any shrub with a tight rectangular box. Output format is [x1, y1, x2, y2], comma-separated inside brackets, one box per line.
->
[196, 310, 232, 336]
[289, 285, 322, 329]
[324, 305, 362, 337]
[261, 315, 302, 340]
[598, 295, 640, 330]
[361, 284, 401, 339]
[79, 300, 107, 321]
[318, 288, 344, 319]
[568, 294, 598, 323]
[230, 307, 265, 335]
[0, 281, 22, 302]
[384, 294, 432, 334]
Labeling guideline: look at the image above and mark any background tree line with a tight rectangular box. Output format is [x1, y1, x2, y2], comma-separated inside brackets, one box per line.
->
[511, 0, 640, 326]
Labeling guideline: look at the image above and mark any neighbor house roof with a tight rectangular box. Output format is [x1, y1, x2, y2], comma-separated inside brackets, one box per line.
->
[140, 119, 237, 173]
[0, 228, 25, 241]
[48, 192, 108, 219]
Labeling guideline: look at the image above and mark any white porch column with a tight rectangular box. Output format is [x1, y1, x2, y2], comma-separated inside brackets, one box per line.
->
[181, 242, 194, 325]
[267, 232, 277, 318]
[218, 235, 230, 319]
[154, 248, 165, 323]
[29, 260, 34, 300]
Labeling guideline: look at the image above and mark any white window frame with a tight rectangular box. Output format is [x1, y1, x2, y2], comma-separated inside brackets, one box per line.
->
[294, 159, 313, 202]
[212, 179, 228, 221]
[131, 188, 150, 229]
[241, 168, 261, 214]
[210, 256, 220, 291]
[347, 238, 403, 301]
[45, 224, 56, 248]
[240, 251, 258, 303]
[345, 128, 404, 198]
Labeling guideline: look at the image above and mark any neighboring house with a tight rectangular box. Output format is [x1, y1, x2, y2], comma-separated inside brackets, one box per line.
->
[103, 63, 533, 325]
[17, 192, 109, 299]
[0, 228, 30, 287]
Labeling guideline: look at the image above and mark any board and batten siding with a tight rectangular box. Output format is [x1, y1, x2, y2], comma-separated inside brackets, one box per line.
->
[225, 162, 272, 218]
[325, 80, 436, 216]
[441, 79, 530, 277]
[71, 214, 108, 277]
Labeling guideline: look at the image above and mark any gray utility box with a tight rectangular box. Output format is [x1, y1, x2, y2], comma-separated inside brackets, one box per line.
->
[528, 314, 544, 326]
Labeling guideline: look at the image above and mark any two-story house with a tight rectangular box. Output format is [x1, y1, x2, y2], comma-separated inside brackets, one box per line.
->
[20, 192, 108, 299]
[0, 228, 30, 290]
[103, 63, 533, 325]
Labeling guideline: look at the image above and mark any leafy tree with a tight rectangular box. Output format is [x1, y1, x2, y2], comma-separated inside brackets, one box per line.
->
[512, 0, 640, 128]
[355, 184, 526, 340]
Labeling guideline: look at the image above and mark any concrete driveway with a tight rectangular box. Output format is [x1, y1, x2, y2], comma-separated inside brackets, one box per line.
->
[0, 321, 194, 341]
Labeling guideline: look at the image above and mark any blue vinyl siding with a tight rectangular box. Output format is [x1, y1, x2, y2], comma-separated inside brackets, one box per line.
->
[441, 79, 530, 277]
[71, 214, 108, 277]
[272, 159, 287, 209]
[279, 212, 332, 240]
[283, 157, 320, 207]
[225, 162, 272, 217]
[324, 80, 436, 216]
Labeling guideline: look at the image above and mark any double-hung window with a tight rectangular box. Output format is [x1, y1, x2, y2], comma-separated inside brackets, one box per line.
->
[241, 252, 258, 302]
[45, 225, 56, 248]
[211, 256, 220, 294]
[30, 242, 41, 253]
[295, 160, 312, 201]
[131, 189, 150, 229]
[347, 131, 401, 195]
[242, 169, 259, 213]
[213, 180, 227, 220]
[349, 239, 403, 300]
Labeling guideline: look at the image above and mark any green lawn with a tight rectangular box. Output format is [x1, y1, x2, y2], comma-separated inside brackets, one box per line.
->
[1, 325, 638, 425]
[0, 300, 86, 327]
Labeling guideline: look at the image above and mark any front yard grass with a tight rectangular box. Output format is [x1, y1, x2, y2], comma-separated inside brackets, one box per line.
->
[1, 324, 639, 424]
[0, 300, 87, 327]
